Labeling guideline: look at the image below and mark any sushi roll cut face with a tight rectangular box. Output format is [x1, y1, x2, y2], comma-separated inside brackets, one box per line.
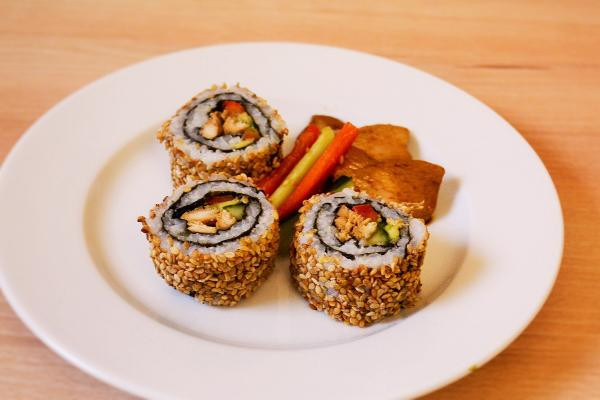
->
[158, 84, 287, 187]
[291, 190, 429, 326]
[138, 176, 279, 306]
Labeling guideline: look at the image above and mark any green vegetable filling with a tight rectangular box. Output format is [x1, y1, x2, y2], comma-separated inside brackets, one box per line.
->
[237, 113, 253, 126]
[367, 225, 389, 246]
[367, 221, 402, 246]
[213, 198, 242, 209]
[223, 204, 246, 221]
[232, 138, 256, 149]
[383, 223, 400, 244]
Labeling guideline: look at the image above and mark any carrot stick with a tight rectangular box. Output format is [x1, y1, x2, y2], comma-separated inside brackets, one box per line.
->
[278, 122, 359, 219]
[223, 100, 244, 114]
[269, 127, 335, 208]
[257, 124, 321, 195]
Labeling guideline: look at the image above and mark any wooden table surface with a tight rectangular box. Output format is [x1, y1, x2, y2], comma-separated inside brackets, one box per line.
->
[1, 1, 599, 398]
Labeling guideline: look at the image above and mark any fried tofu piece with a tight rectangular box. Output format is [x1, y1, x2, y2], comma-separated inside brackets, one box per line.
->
[337, 146, 374, 172]
[311, 119, 412, 161]
[308, 116, 445, 221]
[353, 124, 412, 162]
[310, 115, 344, 130]
[334, 133, 444, 222]
[335, 148, 444, 221]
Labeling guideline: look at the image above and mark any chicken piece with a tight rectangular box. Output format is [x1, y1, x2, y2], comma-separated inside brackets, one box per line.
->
[216, 209, 236, 230]
[353, 124, 412, 162]
[223, 112, 252, 135]
[334, 205, 378, 242]
[186, 221, 217, 234]
[386, 217, 405, 230]
[352, 219, 378, 241]
[182, 207, 219, 234]
[181, 206, 237, 233]
[201, 112, 223, 139]
[181, 207, 218, 223]
[334, 205, 353, 242]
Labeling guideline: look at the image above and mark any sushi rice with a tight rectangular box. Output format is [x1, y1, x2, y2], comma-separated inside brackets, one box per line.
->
[290, 189, 429, 326]
[157, 84, 287, 187]
[138, 175, 279, 306]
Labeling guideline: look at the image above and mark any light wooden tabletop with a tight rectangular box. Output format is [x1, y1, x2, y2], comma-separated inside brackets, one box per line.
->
[1, 1, 599, 398]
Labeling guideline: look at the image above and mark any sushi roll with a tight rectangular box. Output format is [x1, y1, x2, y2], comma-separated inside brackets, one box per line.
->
[290, 190, 429, 326]
[138, 175, 279, 306]
[157, 84, 287, 187]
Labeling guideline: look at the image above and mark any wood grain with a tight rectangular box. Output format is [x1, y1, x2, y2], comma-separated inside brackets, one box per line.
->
[1, 0, 599, 398]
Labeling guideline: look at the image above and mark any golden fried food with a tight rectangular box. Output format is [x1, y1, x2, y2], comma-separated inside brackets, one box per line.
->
[310, 115, 344, 130]
[333, 124, 445, 222]
[353, 124, 412, 162]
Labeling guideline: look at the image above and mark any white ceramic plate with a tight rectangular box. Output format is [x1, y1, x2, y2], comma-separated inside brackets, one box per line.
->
[0, 43, 562, 399]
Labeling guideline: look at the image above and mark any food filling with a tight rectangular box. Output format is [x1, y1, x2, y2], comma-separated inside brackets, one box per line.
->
[334, 204, 404, 246]
[180, 193, 249, 234]
[200, 100, 260, 149]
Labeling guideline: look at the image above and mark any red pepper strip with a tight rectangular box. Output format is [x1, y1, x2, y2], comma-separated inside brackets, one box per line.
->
[223, 100, 245, 114]
[352, 204, 379, 221]
[278, 122, 359, 219]
[205, 194, 235, 205]
[257, 124, 321, 195]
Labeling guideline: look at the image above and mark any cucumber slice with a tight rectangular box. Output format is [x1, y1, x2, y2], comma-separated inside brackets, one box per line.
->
[232, 138, 256, 150]
[238, 113, 253, 125]
[224, 204, 245, 221]
[367, 226, 389, 246]
[214, 198, 241, 209]
[383, 223, 400, 244]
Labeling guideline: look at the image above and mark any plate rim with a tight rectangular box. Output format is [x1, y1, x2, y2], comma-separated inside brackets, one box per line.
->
[0, 41, 564, 399]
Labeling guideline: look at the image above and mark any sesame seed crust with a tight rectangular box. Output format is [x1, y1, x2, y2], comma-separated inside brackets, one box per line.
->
[139, 215, 279, 306]
[159, 120, 282, 187]
[137, 175, 280, 306]
[156, 84, 287, 187]
[290, 193, 428, 327]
